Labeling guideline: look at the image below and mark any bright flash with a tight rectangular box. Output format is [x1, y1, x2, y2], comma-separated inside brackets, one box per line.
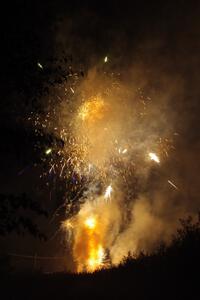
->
[104, 185, 112, 199]
[84, 217, 96, 229]
[148, 152, 160, 163]
[104, 56, 108, 63]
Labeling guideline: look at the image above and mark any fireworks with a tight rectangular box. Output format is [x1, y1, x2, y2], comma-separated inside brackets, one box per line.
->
[31, 65, 178, 273]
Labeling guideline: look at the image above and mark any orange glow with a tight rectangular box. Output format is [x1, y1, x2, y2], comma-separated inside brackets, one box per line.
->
[83, 215, 104, 272]
[73, 214, 105, 273]
[78, 96, 109, 125]
[87, 244, 104, 271]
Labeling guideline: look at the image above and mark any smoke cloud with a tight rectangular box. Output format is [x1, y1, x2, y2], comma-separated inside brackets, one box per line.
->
[40, 3, 200, 271]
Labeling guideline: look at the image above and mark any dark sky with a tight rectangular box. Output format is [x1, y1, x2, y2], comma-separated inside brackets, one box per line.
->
[1, 0, 200, 272]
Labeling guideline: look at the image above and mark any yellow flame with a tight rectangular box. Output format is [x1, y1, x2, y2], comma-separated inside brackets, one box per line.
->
[84, 216, 104, 272]
[71, 213, 105, 273]
[87, 244, 104, 272]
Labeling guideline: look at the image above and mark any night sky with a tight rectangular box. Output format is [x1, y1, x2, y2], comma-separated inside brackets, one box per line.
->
[1, 0, 200, 273]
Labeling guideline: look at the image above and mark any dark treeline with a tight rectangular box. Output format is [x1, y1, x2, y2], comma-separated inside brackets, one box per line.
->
[1, 214, 199, 300]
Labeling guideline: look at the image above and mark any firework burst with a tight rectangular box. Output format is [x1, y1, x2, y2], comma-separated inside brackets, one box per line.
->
[31, 65, 176, 272]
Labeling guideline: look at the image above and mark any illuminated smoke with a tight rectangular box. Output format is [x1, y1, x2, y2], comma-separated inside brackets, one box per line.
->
[33, 64, 193, 273]
[63, 198, 119, 272]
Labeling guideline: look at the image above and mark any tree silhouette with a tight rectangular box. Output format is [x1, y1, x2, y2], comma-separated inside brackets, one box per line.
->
[0, 193, 47, 240]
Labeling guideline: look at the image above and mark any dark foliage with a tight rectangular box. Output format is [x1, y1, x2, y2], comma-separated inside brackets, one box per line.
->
[1, 215, 199, 300]
[0, 193, 47, 240]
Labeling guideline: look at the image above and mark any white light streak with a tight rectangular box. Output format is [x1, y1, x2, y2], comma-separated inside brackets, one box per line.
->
[37, 62, 43, 69]
[45, 148, 52, 155]
[104, 185, 112, 199]
[168, 180, 179, 191]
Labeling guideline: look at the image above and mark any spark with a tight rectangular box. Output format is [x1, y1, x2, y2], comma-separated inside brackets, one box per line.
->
[168, 180, 179, 191]
[148, 152, 160, 163]
[45, 148, 52, 155]
[60, 163, 65, 177]
[49, 164, 55, 174]
[104, 185, 113, 199]
[37, 62, 43, 69]
[70, 87, 75, 94]
[118, 148, 127, 154]
[104, 56, 108, 63]
[122, 148, 127, 154]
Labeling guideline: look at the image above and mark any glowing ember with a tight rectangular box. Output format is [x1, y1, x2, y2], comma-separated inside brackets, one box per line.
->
[148, 152, 160, 163]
